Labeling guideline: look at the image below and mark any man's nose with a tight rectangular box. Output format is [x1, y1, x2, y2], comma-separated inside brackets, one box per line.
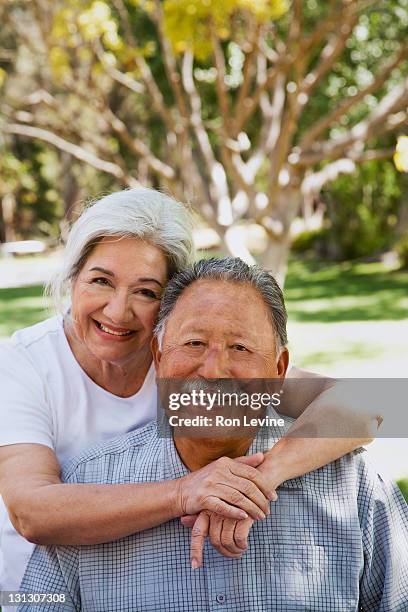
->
[197, 347, 230, 378]
[103, 289, 133, 324]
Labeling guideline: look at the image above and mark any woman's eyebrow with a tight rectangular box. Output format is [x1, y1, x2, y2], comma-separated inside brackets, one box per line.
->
[89, 266, 114, 277]
[89, 267, 164, 288]
[138, 278, 164, 288]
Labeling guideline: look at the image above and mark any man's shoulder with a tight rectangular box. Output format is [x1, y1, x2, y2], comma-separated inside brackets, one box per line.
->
[352, 450, 407, 512]
[279, 448, 388, 496]
[62, 421, 160, 483]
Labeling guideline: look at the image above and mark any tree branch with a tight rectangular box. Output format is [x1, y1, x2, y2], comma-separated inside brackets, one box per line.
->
[299, 0, 342, 57]
[232, 21, 260, 136]
[3, 123, 138, 185]
[297, 76, 408, 166]
[233, 61, 282, 136]
[300, 12, 359, 98]
[210, 22, 231, 135]
[300, 42, 408, 150]
[103, 106, 176, 181]
[302, 147, 395, 194]
[288, 0, 303, 49]
[109, 0, 178, 134]
[181, 51, 231, 216]
[152, 0, 189, 123]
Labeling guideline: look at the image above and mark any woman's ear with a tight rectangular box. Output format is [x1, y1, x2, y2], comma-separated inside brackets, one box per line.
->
[277, 347, 290, 379]
[151, 335, 162, 369]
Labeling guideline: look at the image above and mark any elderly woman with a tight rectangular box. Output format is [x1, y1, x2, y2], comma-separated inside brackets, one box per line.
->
[0, 188, 379, 599]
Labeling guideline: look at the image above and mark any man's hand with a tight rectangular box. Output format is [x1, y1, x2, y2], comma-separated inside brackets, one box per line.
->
[180, 453, 278, 568]
[181, 512, 256, 568]
[176, 452, 274, 521]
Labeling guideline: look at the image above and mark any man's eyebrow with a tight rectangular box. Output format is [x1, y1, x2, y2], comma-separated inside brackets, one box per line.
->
[88, 267, 164, 288]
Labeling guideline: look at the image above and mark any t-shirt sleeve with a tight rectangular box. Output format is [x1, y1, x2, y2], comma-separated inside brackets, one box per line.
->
[0, 341, 54, 449]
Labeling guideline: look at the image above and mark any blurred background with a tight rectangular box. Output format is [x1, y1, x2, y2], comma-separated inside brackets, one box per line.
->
[0, 0, 407, 495]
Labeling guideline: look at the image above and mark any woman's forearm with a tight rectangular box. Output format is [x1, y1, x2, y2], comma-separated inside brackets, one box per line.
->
[11, 480, 181, 545]
[5, 451, 270, 546]
[260, 379, 382, 489]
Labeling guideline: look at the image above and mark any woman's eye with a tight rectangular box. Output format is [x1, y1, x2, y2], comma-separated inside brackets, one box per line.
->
[135, 288, 159, 299]
[92, 277, 110, 286]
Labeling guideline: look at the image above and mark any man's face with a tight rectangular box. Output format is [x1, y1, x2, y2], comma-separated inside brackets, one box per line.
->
[153, 279, 288, 379]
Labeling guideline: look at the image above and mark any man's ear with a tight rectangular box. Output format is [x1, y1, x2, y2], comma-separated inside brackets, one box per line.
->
[151, 335, 162, 369]
[277, 347, 289, 379]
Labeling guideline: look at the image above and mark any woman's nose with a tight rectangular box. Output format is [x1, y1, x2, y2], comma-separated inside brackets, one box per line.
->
[103, 290, 133, 324]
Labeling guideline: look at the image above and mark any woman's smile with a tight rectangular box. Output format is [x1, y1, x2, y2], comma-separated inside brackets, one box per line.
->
[93, 319, 137, 339]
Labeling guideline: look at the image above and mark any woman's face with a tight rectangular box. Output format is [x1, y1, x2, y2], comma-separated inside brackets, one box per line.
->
[70, 237, 168, 366]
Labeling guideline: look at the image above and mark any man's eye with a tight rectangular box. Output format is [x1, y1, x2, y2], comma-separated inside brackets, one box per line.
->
[185, 340, 204, 347]
[232, 344, 248, 352]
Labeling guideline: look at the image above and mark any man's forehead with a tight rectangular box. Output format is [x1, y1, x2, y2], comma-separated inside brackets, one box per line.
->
[166, 278, 273, 333]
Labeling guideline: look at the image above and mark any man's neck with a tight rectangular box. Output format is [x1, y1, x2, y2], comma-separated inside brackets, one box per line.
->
[174, 436, 255, 471]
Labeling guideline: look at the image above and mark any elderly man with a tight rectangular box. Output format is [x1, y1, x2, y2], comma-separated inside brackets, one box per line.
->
[19, 258, 408, 611]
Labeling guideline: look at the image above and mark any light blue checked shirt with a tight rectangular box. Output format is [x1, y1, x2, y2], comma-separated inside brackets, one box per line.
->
[19, 418, 408, 612]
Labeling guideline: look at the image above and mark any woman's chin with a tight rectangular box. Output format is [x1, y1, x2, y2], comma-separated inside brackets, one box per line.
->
[88, 335, 149, 365]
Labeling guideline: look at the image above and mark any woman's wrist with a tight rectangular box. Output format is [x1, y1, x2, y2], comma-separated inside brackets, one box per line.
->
[257, 437, 302, 490]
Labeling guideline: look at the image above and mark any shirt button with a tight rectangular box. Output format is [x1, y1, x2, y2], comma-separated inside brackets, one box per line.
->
[216, 594, 226, 604]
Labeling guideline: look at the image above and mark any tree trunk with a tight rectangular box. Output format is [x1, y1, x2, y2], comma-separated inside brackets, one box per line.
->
[1, 193, 17, 242]
[259, 238, 291, 287]
[0, 197, 6, 243]
[61, 154, 81, 223]
[258, 186, 303, 286]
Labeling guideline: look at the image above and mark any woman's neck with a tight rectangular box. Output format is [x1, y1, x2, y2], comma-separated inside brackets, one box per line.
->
[63, 317, 152, 398]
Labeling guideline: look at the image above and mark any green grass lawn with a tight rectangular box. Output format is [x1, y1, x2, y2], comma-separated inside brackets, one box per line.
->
[0, 285, 52, 338]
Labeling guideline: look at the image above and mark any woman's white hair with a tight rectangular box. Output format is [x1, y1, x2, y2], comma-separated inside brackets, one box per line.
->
[46, 188, 195, 311]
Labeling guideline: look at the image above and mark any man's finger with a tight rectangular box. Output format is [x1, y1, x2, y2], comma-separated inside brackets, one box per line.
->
[190, 512, 210, 569]
[233, 517, 254, 550]
[181, 515, 198, 528]
[220, 519, 245, 555]
[208, 513, 223, 552]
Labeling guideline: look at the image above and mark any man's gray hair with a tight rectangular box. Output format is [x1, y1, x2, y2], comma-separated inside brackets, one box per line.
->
[155, 257, 288, 351]
[46, 188, 195, 311]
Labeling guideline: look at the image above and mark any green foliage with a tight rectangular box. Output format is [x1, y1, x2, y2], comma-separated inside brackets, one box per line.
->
[162, 0, 288, 60]
[294, 0, 408, 145]
[321, 160, 406, 260]
[397, 478, 408, 503]
[0, 142, 63, 240]
[291, 228, 325, 254]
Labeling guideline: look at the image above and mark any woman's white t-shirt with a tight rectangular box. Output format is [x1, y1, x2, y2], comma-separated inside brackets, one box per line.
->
[0, 315, 157, 594]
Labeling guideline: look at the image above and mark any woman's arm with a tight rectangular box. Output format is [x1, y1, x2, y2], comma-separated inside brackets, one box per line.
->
[258, 367, 383, 489]
[0, 443, 271, 545]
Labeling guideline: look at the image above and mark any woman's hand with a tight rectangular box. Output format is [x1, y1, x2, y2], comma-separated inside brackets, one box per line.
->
[176, 453, 274, 521]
